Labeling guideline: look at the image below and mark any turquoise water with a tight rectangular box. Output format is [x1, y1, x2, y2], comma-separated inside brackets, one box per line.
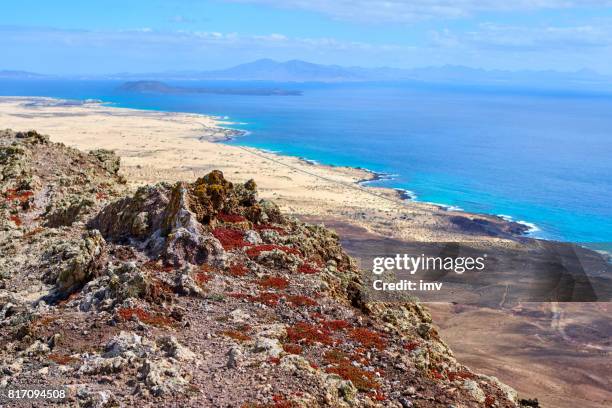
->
[1, 79, 611, 243]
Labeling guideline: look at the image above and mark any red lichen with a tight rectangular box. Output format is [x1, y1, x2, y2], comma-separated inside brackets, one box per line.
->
[370, 391, 387, 401]
[257, 276, 289, 290]
[9, 215, 22, 226]
[322, 319, 350, 331]
[324, 349, 350, 364]
[246, 244, 301, 258]
[297, 262, 320, 274]
[116, 307, 173, 327]
[228, 264, 249, 277]
[485, 395, 496, 407]
[4, 189, 33, 203]
[252, 292, 280, 307]
[217, 212, 247, 223]
[48, 353, 79, 365]
[286, 322, 333, 345]
[447, 370, 476, 381]
[242, 394, 294, 408]
[149, 279, 175, 301]
[221, 330, 251, 342]
[228, 290, 282, 307]
[286, 295, 317, 307]
[194, 272, 211, 285]
[325, 360, 380, 391]
[282, 343, 302, 355]
[403, 340, 420, 352]
[268, 357, 281, 365]
[349, 328, 387, 351]
[213, 227, 250, 250]
[95, 191, 108, 200]
[429, 368, 444, 380]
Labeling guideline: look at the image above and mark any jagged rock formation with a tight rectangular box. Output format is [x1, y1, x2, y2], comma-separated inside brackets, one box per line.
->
[0, 129, 529, 407]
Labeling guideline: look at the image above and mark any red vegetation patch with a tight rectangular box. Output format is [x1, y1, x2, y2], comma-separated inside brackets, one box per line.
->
[116, 307, 173, 327]
[194, 272, 211, 285]
[258, 276, 289, 290]
[325, 360, 380, 391]
[213, 227, 250, 250]
[324, 349, 350, 364]
[242, 395, 293, 408]
[229, 264, 249, 277]
[286, 322, 333, 345]
[221, 330, 251, 342]
[369, 391, 387, 401]
[23, 227, 45, 238]
[429, 368, 444, 380]
[447, 370, 476, 381]
[322, 319, 350, 331]
[246, 244, 301, 258]
[268, 357, 281, 365]
[95, 191, 108, 200]
[282, 343, 302, 355]
[149, 279, 175, 301]
[217, 212, 247, 223]
[297, 262, 320, 274]
[485, 395, 496, 407]
[48, 353, 79, 365]
[9, 215, 22, 226]
[403, 340, 420, 352]
[349, 328, 387, 351]
[227, 291, 281, 307]
[253, 291, 281, 307]
[254, 223, 287, 235]
[309, 312, 325, 320]
[4, 189, 34, 203]
[286, 295, 317, 307]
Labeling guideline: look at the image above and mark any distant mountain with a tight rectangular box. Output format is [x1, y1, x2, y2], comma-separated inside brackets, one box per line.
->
[0, 70, 48, 79]
[108, 60, 612, 90]
[118, 80, 301, 96]
[3, 60, 611, 91]
[200, 59, 362, 82]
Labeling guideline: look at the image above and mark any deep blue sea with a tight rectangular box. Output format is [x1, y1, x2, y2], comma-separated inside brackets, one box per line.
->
[1, 79, 611, 243]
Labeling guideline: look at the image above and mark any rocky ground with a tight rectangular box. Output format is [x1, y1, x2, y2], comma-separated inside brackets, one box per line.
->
[0, 129, 535, 407]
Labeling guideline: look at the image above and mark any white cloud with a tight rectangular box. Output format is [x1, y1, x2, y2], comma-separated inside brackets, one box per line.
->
[226, 0, 612, 22]
[432, 23, 612, 51]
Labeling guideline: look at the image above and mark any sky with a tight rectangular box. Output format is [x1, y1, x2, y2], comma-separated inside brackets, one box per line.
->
[2, 0, 612, 74]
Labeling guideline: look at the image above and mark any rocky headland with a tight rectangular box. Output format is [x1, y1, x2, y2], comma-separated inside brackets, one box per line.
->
[0, 129, 532, 407]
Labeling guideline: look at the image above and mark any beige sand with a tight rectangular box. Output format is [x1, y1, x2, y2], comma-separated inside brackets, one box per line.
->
[0, 96, 517, 244]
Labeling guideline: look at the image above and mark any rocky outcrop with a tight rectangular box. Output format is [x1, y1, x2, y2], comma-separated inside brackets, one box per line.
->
[0, 130, 532, 407]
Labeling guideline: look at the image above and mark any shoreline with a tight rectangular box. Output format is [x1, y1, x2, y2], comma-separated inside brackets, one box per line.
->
[0, 95, 550, 243]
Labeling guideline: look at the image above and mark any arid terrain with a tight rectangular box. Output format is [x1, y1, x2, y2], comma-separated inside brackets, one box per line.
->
[1, 97, 610, 407]
[0, 129, 525, 407]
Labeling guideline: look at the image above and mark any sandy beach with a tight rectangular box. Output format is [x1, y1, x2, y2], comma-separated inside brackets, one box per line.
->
[0, 96, 528, 245]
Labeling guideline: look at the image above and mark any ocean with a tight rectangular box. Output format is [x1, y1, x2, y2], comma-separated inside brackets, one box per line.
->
[1, 79, 611, 243]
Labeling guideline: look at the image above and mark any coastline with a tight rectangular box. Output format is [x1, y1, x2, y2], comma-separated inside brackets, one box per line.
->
[0, 95, 540, 243]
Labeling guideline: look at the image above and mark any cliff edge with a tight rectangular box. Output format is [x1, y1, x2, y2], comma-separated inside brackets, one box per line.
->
[0, 129, 527, 407]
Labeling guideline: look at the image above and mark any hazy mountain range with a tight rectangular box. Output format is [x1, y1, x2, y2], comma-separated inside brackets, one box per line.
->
[2, 59, 611, 91]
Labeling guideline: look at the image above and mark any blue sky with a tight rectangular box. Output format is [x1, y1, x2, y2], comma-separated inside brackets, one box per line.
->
[2, 0, 612, 74]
